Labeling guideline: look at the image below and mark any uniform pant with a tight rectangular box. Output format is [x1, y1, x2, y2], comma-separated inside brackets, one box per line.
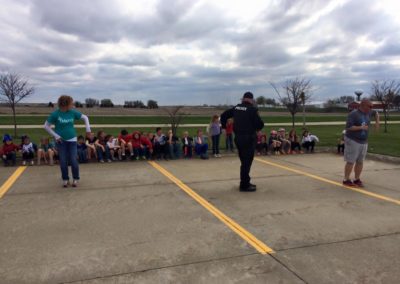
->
[235, 134, 256, 188]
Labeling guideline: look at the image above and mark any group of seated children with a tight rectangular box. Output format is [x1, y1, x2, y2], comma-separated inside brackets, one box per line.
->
[1, 128, 211, 167]
[256, 128, 319, 155]
[1, 134, 58, 167]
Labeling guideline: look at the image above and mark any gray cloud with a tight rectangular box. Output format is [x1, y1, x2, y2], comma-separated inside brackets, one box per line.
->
[1, 0, 400, 105]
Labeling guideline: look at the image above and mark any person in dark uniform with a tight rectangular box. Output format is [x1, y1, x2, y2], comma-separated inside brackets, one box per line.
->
[221, 92, 264, 192]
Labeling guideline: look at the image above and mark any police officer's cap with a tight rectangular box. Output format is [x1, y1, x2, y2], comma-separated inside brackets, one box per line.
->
[243, 92, 254, 99]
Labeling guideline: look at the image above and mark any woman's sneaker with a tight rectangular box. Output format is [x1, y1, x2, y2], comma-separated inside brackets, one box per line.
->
[343, 179, 356, 187]
[62, 181, 70, 188]
[72, 180, 78, 188]
[353, 179, 364, 187]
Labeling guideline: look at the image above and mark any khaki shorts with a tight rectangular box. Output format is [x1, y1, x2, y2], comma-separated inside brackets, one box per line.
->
[344, 137, 368, 163]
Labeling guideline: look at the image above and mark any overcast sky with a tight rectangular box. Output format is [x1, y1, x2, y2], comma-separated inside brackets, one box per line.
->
[1, 0, 400, 105]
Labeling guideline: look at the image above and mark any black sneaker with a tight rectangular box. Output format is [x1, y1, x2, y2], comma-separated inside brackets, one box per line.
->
[240, 184, 257, 192]
[343, 179, 356, 187]
[353, 179, 364, 187]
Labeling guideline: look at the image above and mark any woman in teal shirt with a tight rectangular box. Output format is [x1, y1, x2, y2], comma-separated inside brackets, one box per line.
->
[44, 95, 91, 188]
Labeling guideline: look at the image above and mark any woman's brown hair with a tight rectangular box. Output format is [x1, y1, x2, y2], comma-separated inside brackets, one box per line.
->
[58, 95, 73, 109]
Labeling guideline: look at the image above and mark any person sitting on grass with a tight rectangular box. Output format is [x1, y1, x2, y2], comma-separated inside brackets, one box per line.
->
[337, 130, 345, 155]
[256, 131, 268, 155]
[77, 135, 88, 163]
[195, 129, 209, 160]
[118, 129, 133, 159]
[154, 127, 168, 160]
[182, 131, 193, 159]
[268, 130, 282, 155]
[106, 135, 122, 161]
[301, 130, 319, 153]
[278, 128, 291, 154]
[288, 129, 302, 154]
[140, 132, 153, 160]
[2, 134, 18, 167]
[20, 135, 37, 166]
[37, 137, 56, 165]
[95, 130, 111, 163]
[167, 129, 180, 159]
[85, 132, 97, 161]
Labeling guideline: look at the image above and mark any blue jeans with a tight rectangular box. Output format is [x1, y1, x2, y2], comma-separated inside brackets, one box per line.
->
[195, 144, 208, 156]
[77, 148, 88, 163]
[96, 145, 110, 161]
[2, 152, 16, 166]
[211, 134, 220, 155]
[57, 141, 79, 181]
[225, 134, 234, 151]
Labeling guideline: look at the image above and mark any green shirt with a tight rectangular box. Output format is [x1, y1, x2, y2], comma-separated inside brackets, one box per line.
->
[47, 109, 82, 140]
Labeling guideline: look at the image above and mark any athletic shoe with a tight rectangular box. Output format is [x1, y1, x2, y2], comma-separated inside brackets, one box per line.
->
[30, 161, 34, 166]
[240, 184, 257, 192]
[107, 159, 112, 163]
[99, 159, 105, 163]
[343, 179, 356, 187]
[72, 180, 78, 188]
[214, 154, 218, 158]
[22, 161, 26, 166]
[63, 181, 70, 188]
[353, 179, 364, 187]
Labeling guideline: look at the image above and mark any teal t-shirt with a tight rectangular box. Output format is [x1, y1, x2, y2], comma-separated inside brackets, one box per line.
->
[47, 109, 82, 140]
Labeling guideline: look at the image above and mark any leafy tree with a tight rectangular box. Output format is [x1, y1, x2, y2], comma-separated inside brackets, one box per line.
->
[147, 100, 159, 109]
[48, 101, 54, 108]
[100, 99, 114, 108]
[85, 98, 99, 108]
[256, 96, 266, 106]
[74, 101, 83, 108]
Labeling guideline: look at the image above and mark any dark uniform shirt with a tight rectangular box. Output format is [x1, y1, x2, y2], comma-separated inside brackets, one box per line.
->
[220, 103, 264, 134]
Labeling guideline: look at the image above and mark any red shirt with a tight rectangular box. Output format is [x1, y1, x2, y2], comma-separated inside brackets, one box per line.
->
[226, 122, 234, 135]
[118, 134, 132, 143]
[257, 133, 267, 144]
[131, 132, 142, 149]
[140, 136, 153, 149]
[2, 143, 19, 154]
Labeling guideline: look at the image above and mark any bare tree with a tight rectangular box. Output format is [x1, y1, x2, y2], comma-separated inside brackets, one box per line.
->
[0, 72, 35, 137]
[164, 106, 185, 135]
[370, 80, 400, 133]
[270, 78, 312, 128]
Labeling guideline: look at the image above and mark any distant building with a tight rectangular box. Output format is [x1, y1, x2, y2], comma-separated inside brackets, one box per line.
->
[348, 101, 384, 111]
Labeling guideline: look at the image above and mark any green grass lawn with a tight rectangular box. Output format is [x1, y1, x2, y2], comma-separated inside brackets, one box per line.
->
[1, 124, 399, 157]
[1, 114, 400, 125]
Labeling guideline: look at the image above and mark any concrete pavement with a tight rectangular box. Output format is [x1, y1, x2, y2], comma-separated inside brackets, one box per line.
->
[0, 154, 399, 283]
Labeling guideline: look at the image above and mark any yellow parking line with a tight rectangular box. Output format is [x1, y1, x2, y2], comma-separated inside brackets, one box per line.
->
[255, 158, 400, 206]
[148, 161, 274, 255]
[0, 166, 27, 199]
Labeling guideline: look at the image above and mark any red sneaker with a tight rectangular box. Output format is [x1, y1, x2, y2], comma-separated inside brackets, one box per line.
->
[353, 179, 364, 187]
[343, 179, 356, 187]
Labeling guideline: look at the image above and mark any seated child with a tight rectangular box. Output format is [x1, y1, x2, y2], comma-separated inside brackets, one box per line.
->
[140, 132, 153, 159]
[278, 128, 291, 154]
[268, 130, 282, 155]
[20, 135, 37, 166]
[182, 131, 193, 159]
[288, 129, 302, 153]
[148, 132, 156, 160]
[154, 128, 168, 160]
[194, 129, 209, 160]
[106, 135, 122, 161]
[301, 130, 319, 153]
[2, 134, 18, 167]
[256, 131, 268, 155]
[37, 137, 56, 165]
[131, 131, 145, 160]
[337, 130, 345, 154]
[77, 135, 88, 163]
[85, 132, 97, 161]
[118, 129, 133, 159]
[167, 130, 180, 159]
[95, 130, 111, 163]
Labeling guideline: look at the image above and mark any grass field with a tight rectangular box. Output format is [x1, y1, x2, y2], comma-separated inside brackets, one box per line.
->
[1, 114, 400, 125]
[1, 124, 399, 157]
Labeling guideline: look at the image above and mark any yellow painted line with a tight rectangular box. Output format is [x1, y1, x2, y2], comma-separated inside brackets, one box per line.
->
[0, 166, 27, 199]
[148, 161, 274, 255]
[255, 158, 400, 206]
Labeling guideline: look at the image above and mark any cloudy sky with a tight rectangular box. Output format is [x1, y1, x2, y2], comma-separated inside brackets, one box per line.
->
[0, 0, 400, 105]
